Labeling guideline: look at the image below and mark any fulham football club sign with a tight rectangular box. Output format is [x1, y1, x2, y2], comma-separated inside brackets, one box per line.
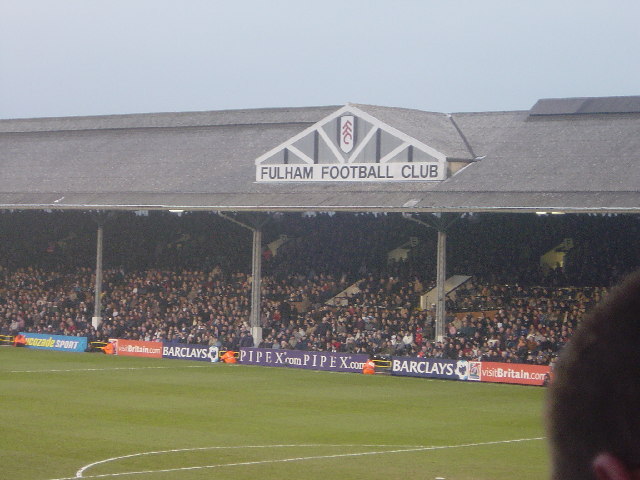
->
[255, 105, 447, 183]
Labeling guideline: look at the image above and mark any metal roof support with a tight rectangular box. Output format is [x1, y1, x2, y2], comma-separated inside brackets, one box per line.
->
[92, 221, 104, 330]
[90, 211, 116, 330]
[251, 226, 262, 346]
[217, 212, 270, 347]
[403, 213, 462, 342]
[435, 228, 446, 342]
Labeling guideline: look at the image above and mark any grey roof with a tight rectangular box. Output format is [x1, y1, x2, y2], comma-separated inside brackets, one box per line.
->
[0, 105, 340, 132]
[1, 98, 639, 213]
[530, 95, 640, 115]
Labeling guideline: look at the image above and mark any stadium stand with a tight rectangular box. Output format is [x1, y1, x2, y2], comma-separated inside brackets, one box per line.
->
[1, 210, 638, 366]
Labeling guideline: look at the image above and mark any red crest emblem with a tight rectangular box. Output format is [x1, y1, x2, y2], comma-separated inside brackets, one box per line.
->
[339, 116, 355, 153]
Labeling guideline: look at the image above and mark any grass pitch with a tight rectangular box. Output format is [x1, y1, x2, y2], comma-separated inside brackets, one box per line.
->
[1, 348, 549, 480]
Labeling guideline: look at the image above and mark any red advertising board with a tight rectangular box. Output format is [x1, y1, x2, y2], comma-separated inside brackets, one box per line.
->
[112, 339, 162, 358]
[479, 362, 551, 386]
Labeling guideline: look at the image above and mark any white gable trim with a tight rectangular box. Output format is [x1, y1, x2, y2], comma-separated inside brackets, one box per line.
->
[347, 126, 378, 163]
[317, 125, 346, 164]
[254, 104, 448, 166]
[254, 105, 352, 165]
[287, 145, 315, 165]
[379, 142, 410, 164]
[351, 106, 446, 162]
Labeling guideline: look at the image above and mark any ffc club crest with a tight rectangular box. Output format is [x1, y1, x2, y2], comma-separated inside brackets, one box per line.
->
[339, 115, 355, 153]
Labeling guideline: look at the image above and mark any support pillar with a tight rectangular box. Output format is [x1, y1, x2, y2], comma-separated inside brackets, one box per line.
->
[92, 222, 104, 329]
[250, 227, 263, 346]
[403, 213, 461, 343]
[218, 212, 269, 348]
[435, 229, 446, 342]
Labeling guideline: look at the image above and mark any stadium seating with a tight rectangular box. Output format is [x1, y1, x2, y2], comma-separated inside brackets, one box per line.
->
[1, 210, 638, 366]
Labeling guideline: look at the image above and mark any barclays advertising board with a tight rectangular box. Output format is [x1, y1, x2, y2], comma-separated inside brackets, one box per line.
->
[20, 332, 87, 352]
[391, 357, 479, 381]
[162, 344, 219, 362]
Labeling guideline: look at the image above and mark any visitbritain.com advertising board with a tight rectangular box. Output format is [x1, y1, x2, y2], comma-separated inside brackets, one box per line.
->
[109, 339, 162, 358]
[476, 362, 551, 386]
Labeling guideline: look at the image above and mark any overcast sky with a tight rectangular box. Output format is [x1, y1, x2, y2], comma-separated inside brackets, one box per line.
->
[1, 0, 639, 119]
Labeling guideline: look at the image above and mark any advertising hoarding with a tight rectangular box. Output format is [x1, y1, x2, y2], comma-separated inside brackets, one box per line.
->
[113, 339, 162, 358]
[391, 357, 474, 381]
[239, 348, 368, 373]
[162, 344, 219, 362]
[20, 332, 87, 352]
[391, 357, 549, 386]
[477, 362, 551, 386]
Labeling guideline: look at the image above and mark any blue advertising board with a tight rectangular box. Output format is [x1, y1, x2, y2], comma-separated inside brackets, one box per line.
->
[20, 332, 87, 352]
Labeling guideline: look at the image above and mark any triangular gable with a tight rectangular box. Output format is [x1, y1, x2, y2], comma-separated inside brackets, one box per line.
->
[255, 104, 447, 183]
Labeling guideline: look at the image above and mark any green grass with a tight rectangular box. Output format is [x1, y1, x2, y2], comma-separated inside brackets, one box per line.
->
[0, 348, 549, 480]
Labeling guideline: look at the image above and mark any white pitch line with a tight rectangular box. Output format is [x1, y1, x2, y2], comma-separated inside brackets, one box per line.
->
[47, 437, 544, 480]
[74, 445, 415, 477]
[8, 365, 208, 374]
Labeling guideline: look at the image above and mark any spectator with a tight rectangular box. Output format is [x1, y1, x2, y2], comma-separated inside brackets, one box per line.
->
[547, 270, 640, 480]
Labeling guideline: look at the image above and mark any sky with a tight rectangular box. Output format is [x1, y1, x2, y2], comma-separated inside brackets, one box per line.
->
[1, 0, 639, 119]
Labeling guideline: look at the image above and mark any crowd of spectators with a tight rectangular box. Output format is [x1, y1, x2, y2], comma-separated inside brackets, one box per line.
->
[1, 210, 639, 366]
